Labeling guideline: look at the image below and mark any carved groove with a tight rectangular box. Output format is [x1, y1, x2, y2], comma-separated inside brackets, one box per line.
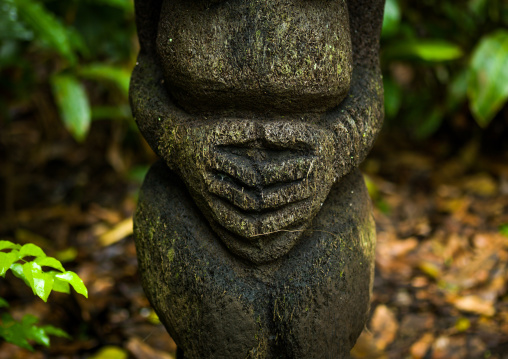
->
[208, 195, 314, 238]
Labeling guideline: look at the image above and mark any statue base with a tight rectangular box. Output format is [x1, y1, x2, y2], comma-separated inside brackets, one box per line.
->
[134, 161, 376, 359]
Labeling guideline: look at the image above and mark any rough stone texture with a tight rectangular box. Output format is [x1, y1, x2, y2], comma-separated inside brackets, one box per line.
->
[135, 163, 375, 359]
[156, 0, 352, 115]
[130, 0, 385, 357]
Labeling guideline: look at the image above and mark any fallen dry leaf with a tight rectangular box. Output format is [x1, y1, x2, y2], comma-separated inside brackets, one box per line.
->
[448, 295, 495, 316]
[461, 173, 498, 197]
[350, 330, 387, 359]
[429, 334, 487, 359]
[410, 332, 434, 359]
[99, 217, 133, 246]
[441, 233, 508, 293]
[127, 337, 175, 359]
[376, 232, 418, 280]
[370, 305, 399, 351]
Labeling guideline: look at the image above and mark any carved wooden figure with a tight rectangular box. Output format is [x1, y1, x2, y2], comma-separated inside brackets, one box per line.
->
[130, 1, 385, 357]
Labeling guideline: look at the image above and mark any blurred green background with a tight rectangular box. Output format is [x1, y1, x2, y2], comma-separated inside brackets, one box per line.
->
[1, 0, 507, 145]
[381, 0, 508, 141]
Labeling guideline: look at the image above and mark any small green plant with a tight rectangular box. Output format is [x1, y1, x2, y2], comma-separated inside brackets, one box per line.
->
[0, 240, 88, 351]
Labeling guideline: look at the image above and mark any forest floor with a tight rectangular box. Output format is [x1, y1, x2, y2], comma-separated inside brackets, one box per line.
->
[1, 113, 508, 359]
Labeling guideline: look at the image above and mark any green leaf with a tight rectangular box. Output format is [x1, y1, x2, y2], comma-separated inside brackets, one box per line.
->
[78, 64, 131, 97]
[91, 105, 132, 121]
[89, 0, 135, 12]
[0, 251, 19, 277]
[1, 312, 15, 325]
[38, 272, 55, 302]
[10, 263, 28, 285]
[55, 271, 88, 298]
[52, 276, 71, 294]
[15, 0, 76, 64]
[21, 314, 39, 327]
[22, 262, 54, 302]
[18, 243, 46, 259]
[383, 77, 402, 118]
[0, 240, 21, 251]
[67, 27, 90, 59]
[0, 313, 68, 350]
[0, 0, 33, 41]
[413, 108, 444, 140]
[51, 73, 91, 142]
[23, 318, 51, 347]
[41, 325, 71, 339]
[382, 0, 400, 38]
[127, 165, 150, 185]
[384, 40, 464, 62]
[0, 314, 35, 351]
[0, 297, 9, 308]
[468, 0, 488, 18]
[447, 69, 470, 111]
[468, 30, 508, 127]
[35, 257, 65, 272]
[22, 261, 38, 295]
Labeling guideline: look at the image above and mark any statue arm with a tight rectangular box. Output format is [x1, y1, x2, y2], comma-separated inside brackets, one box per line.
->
[324, 0, 385, 178]
[347, 0, 385, 67]
[134, 0, 164, 54]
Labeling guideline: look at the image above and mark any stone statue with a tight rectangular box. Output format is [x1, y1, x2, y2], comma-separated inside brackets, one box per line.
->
[130, 1, 385, 358]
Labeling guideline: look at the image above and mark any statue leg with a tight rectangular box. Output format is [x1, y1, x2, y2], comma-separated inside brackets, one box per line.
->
[134, 163, 375, 358]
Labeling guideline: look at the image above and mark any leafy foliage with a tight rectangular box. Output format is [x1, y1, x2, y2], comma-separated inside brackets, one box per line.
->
[2, 0, 506, 142]
[382, 0, 508, 137]
[0, 313, 70, 351]
[0, 0, 135, 141]
[468, 30, 508, 127]
[0, 240, 87, 350]
[15, 0, 78, 65]
[50, 73, 91, 142]
[0, 241, 88, 301]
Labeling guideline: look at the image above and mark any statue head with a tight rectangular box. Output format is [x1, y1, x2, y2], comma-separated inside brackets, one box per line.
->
[130, 0, 384, 264]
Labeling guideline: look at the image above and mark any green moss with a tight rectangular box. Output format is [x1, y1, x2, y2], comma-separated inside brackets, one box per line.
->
[168, 247, 175, 263]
